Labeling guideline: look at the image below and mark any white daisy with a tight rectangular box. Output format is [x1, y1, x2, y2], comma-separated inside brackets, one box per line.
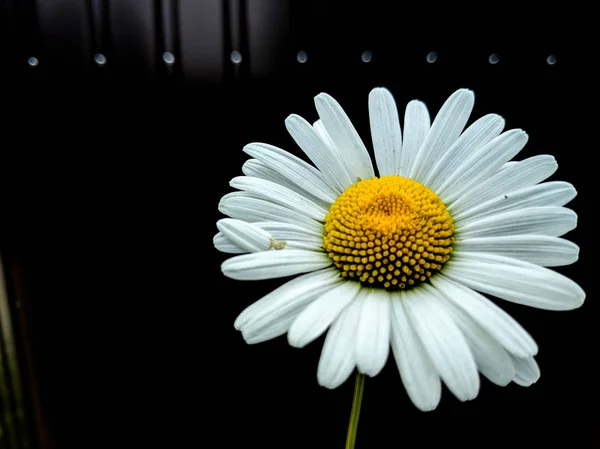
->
[214, 88, 585, 411]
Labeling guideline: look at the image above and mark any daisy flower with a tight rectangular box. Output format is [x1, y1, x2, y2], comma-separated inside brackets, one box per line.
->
[214, 87, 585, 412]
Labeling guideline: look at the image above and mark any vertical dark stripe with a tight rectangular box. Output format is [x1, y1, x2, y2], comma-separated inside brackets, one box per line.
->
[158, 0, 182, 79]
[11, 0, 43, 81]
[35, 0, 91, 73]
[89, 0, 103, 50]
[178, 0, 223, 83]
[246, 0, 290, 78]
[88, 0, 113, 54]
[87, 0, 113, 79]
[160, 0, 175, 55]
[170, 0, 181, 76]
[0, 0, 17, 78]
[109, 0, 156, 77]
[222, 0, 233, 80]
[14, 0, 42, 57]
[238, 0, 250, 78]
[223, 0, 250, 81]
[153, 0, 164, 74]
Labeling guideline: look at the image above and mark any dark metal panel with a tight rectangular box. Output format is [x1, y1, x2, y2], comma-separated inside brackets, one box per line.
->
[36, 0, 91, 73]
[159, 0, 178, 57]
[1, 0, 44, 82]
[108, 0, 157, 77]
[89, 0, 109, 51]
[156, 0, 181, 79]
[178, 0, 224, 82]
[88, 0, 111, 60]
[247, 0, 290, 78]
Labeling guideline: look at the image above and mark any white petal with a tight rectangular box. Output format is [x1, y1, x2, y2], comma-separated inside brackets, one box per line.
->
[440, 129, 529, 204]
[217, 218, 272, 252]
[241, 159, 331, 210]
[217, 219, 321, 253]
[399, 100, 430, 177]
[218, 192, 324, 234]
[222, 249, 332, 281]
[235, 268, 342, 342]
[287, 280, 360, 348]
[285, 114, 352, 191]
[254, 221, 324, 251]
[243, 143, 338, 203]
[233, 267, 341, 331]
[242, 158, 274, 178]
[230, 176, 328, 221]
[404, 284, 480, 401]
[213, 232, 247, 254]
[455, 181, 577, 223]
[425, 114, 505, 192]
[449, 155, 558, 214]
[313, 119, 337, 153]
[242, 319, 297, 344]
[444, 252, 585, 310]
[314, 92, 375, 181]
[242, 158, 288, 182]
[456, 235, 579, 267]
[317, 296, 363, 389]
[279, 240, 323, 251]
[254, 221, 323, 242]
[457, 206, 577, 239]
[511, 356, 541, 387]
[368, 87, 402, 176]
[390, 294, 441, 411]
[234, 267, 339, 329]
[355, 289, 391, 377]
[435, 296, 515, 386]
[430, 275, 538, 358]
[465, 332, 515, 387]
[410, 89, 475, 182]
[313, 119, 354, 184]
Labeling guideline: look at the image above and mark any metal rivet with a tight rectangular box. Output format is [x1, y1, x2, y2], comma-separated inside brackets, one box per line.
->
[361, 50, 372, 63]
[162, 52, 175, 65]
[27, 56, 39, 67]
[488, 53, 500, 64]
[94, 53, 107, 66]
[546, 55, 557, 65]
[426, 51, 438, 63]
[296, 51, 308, 64]
[230, 51, 242, 64]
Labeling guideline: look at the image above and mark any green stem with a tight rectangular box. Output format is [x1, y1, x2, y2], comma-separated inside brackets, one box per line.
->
[345, 371, 366, 449]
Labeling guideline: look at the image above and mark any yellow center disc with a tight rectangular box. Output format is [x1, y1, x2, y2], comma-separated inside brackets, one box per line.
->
[323, 176, 454, 290]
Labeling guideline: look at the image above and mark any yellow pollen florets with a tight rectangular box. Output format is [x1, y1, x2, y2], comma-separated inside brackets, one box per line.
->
[323, 175, 454, 290]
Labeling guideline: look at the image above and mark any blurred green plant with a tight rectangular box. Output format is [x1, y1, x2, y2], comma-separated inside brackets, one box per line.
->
[0, 258, 31, 449]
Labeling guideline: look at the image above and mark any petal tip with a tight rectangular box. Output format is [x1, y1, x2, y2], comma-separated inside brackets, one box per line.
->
[414, 402, 438, 412]
[316, 375, 337, 390]
[242, 143, 256, 153]
[233, 317, 243, 331]
[284, 114, 298, 124]
[286, 331, 302, 348]
[370, 86, 392, 96]
[576, 290, 586, 307]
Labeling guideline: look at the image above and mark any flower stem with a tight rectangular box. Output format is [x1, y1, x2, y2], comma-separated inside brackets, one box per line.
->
[345, 371, 366, 449]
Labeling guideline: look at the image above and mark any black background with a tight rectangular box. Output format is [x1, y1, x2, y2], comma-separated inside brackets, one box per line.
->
[0, 1, 596, 448]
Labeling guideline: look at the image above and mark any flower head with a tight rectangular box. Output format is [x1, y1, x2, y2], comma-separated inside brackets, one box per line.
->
[214, 88, 585, 411]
